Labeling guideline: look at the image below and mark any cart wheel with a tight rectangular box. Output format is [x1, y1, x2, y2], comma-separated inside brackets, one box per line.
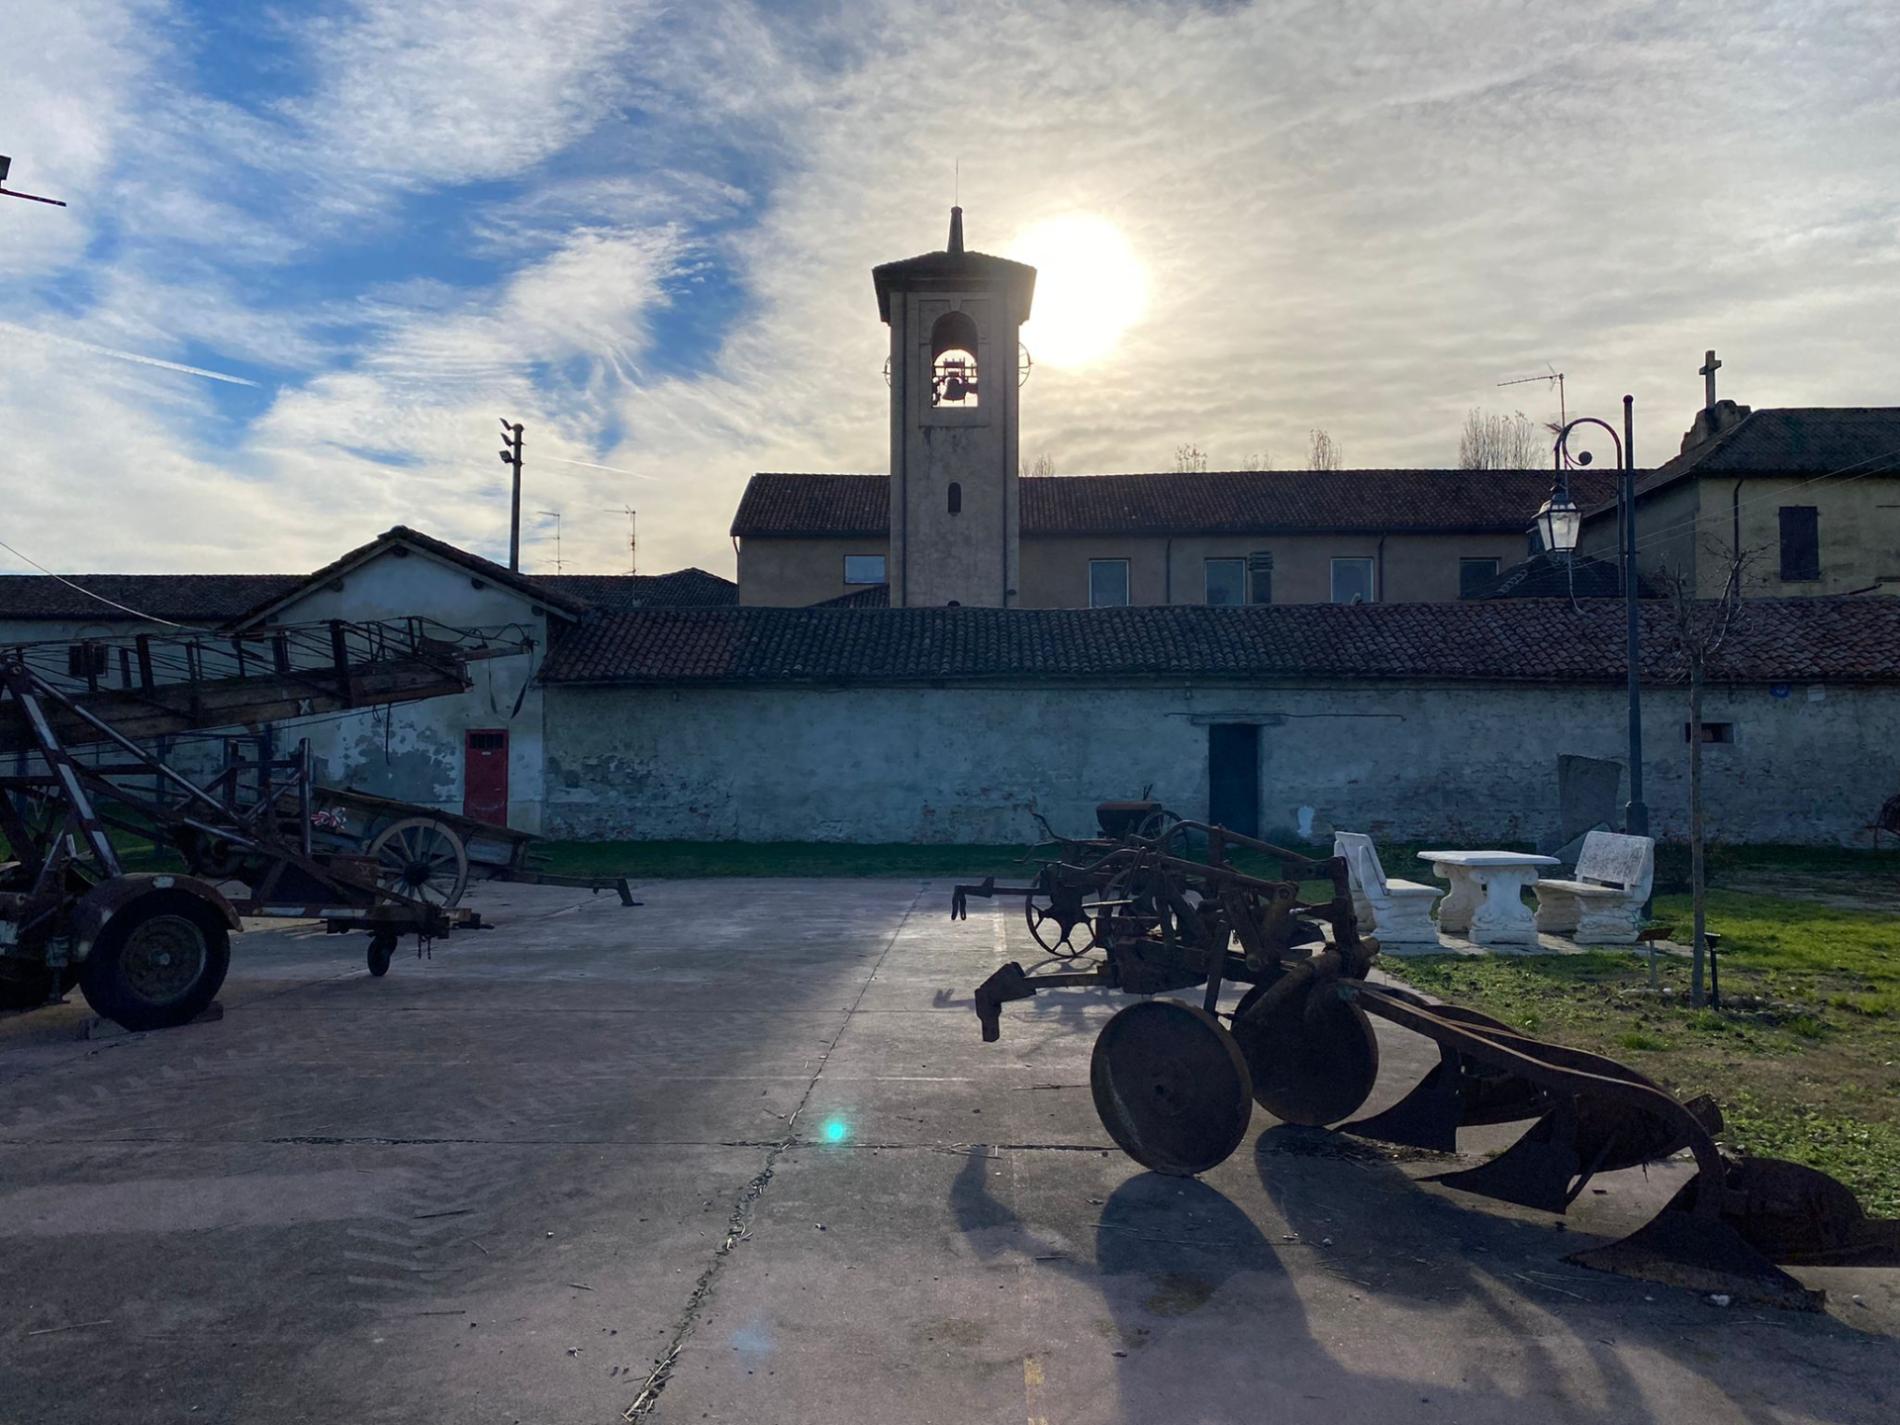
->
[369, 817, 470, 908]
[1090, 1000, 1254, 1177]
[366, 933, 397, 978]
[1231, 973, 1379, 1126]
[79, 891, 230, 1032]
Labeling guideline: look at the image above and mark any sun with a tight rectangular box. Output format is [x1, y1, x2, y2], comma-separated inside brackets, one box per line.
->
[1007, 215, 1150, 369]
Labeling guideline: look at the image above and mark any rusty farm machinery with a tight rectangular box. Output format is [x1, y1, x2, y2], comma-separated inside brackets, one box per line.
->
[0, 618, 537, 1030]
[954, 802, 1898, 1308]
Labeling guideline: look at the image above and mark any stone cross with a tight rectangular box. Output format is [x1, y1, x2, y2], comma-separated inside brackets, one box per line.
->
[1700, 349, 1722, 410]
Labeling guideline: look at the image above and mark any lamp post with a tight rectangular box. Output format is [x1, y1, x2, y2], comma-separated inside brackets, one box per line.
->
[1552, 403, 1646, 838]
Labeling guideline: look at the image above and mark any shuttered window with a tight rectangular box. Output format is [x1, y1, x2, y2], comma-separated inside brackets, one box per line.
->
[1778, 506, 1820, 581]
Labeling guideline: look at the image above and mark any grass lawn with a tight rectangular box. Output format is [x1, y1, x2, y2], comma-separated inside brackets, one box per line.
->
[1391, 888, 1900, 1216]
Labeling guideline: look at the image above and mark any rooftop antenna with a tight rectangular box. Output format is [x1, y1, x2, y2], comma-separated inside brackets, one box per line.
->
[1498, 366, 1567, 467]
[600, 506, 637, 575]
[536, 510, 565, 573]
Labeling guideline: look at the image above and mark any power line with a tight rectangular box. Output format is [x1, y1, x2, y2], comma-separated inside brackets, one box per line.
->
[0, 538, 188, 627]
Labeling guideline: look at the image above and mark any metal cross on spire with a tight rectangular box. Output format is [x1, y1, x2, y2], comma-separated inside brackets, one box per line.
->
[1700, 349, 1722, 410]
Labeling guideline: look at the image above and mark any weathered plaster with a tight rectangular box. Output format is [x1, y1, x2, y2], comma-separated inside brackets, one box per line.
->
[543, 678, 1893, 846]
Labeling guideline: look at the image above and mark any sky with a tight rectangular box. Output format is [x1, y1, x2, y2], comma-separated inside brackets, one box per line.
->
[2, 0, 1896, 579]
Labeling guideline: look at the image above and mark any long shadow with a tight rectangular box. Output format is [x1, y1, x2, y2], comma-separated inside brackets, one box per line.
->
[1252, 1124, 1873, 1425]
[949, 1141, 1666, 1425]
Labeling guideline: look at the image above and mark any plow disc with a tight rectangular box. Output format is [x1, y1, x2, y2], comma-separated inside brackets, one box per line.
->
[957, 800, 1899, 1311]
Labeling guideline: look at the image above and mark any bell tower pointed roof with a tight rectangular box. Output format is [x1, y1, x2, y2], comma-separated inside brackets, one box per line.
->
[871, 208, 1036, 324]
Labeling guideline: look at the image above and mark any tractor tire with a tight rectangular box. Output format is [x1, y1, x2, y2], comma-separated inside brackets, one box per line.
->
[80, 891, 231, 1032]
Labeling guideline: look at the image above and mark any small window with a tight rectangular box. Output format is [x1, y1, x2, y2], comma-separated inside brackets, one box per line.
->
[947, 481, 962, 515]
[929, 311, 979, 408]
[66, 644, 107, 679]
[1204, 558, 1246, 606]
[1460, 557, 1501, 598]
[1331, 557, 1375, 604]
[1248, 551, 1273, 605]
[468, 729, 508, 751]
[843, 554, 887, 586]
[1684, 722, 1736, 745]
[1089, 559, 1130, 608]
[1779, 506, 1820, 581]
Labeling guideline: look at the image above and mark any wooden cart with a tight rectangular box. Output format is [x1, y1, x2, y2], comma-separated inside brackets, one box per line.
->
[310, 785, 636, 909]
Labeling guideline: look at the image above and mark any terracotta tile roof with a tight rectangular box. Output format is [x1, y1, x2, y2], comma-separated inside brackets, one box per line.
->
[539, 597, 1900, 688]
[1581, 407, 1900, 521]
[731, 469, 1619, 539]
[0, 559, 732, 627]
[1662, 407, 1900, 477]
[543, 569, 737, 610]
[0, 574, 303, 623]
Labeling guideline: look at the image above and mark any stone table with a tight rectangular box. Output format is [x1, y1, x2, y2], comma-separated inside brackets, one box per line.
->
[1418, 850, 1561, 946]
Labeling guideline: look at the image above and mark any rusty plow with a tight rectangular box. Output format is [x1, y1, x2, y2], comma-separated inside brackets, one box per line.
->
[959, 802, 1898, 1310]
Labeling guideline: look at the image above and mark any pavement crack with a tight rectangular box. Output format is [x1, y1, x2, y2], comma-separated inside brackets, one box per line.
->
[622, 884, 924, 1422]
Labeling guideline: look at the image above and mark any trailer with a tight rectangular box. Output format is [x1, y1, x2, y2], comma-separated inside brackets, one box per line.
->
[0, 618, 532, 1027]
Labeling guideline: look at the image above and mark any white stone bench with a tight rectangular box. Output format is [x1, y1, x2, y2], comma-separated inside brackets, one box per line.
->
[1333, 832, 1441, 944]
[1532, 830, 1654, 944]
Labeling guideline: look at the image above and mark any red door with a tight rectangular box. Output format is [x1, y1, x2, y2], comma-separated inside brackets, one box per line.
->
[464, 729, 509, 826]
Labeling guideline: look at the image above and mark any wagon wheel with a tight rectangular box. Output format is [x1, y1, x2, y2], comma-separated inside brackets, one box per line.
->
[368, 817, 470, 908]
[1230, 972, 1379, 1126]
[1090, 1000, 1254, 1176]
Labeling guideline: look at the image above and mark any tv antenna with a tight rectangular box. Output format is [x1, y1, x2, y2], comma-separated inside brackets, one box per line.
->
[600, 506, 637, 575]
[0, 155, 67, 208]
[536, 510, 565, 573]
[1498, 365, 1567, 466]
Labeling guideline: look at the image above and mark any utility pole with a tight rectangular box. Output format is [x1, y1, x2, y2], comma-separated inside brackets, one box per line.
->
[499, 418, 525, 571]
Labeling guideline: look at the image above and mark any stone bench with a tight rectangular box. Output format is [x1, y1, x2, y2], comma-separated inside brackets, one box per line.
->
[1532, 830, 1654, 944]
[1334, 831, 1441, 945]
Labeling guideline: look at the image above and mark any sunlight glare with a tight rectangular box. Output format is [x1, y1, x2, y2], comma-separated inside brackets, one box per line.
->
[1007, 215, 1150, 368]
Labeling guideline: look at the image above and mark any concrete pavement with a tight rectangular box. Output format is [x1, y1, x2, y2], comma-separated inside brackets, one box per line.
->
[2, 877, 1894, 1424]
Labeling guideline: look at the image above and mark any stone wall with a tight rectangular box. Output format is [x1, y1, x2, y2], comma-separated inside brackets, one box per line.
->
[543, 676, 1895, 845]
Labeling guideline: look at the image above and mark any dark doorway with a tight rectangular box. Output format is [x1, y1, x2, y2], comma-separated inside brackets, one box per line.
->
[1207, 724, 1260, 836]
[464, 729, 509, 826]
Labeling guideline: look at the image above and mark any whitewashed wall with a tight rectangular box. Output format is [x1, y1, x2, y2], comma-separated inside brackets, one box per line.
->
[542, 677, 1895, 846]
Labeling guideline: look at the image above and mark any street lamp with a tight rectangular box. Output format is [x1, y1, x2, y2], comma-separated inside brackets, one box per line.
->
[1532, 480, 1582, 556]
[1553, 401, 1647, 839]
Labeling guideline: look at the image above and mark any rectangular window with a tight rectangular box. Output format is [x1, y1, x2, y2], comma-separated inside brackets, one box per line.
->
[1330, 557, 1375, 604]
[1684, 722, 1736, 745]
[66, 644, 107, 679]
[1460, 557, 1501, 598]
[842, 554, 887, 586]
[1203, 558, 1246, 606]
[1089, 559, 1131, 608]
[1779, 506, 1820, 581]
[1248, 551, 1273, 605]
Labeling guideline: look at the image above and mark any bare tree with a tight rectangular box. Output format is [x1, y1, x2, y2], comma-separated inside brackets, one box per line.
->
[1238, 450, 1274, 471]
[1172, 443, 1208, 474]
[1019, 451, 1056, 477]
[1457, 408, 1545, 469]
[1657, 550, 1749, 1007]
[1307, 429, 1341, 471]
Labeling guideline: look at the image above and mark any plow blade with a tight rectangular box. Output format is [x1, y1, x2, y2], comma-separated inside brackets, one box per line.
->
[1567, 1209, 1826, 1311]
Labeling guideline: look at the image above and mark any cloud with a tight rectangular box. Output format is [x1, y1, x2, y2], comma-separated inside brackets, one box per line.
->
[2, 0, 1898, 580]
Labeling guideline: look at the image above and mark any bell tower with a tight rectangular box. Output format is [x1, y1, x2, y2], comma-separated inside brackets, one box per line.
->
[873, 208, 1036, 607]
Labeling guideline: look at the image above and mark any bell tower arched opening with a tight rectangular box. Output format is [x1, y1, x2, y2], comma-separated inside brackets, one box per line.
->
[929, 311, 980, 408]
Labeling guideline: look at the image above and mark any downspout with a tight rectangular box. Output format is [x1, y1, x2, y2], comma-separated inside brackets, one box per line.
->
[1165, 538, 1173, 605]
[1376, 535, 1387, 601]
